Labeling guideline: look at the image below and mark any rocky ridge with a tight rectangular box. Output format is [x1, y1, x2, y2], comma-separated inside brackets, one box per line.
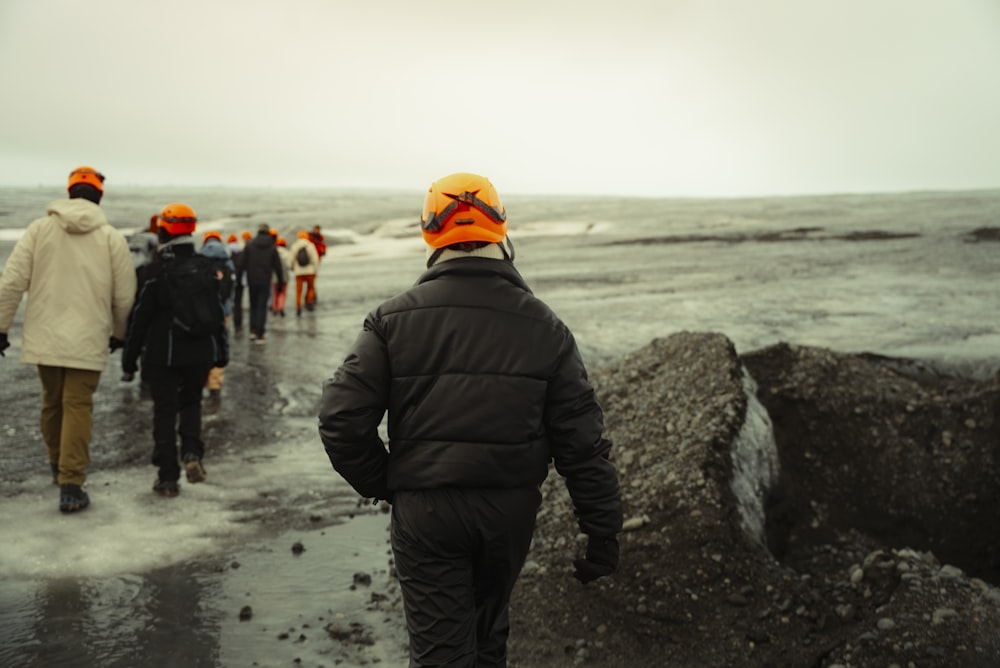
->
[507, 331, 1000, 668]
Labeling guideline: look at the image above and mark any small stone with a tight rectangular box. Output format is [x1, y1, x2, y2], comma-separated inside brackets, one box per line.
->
[291, 541, 305, 555]
[876, 618, 896, 631]
[938, 565, 963, 579]
[931, 608, 958, 625]
[238, 605, 253, 621]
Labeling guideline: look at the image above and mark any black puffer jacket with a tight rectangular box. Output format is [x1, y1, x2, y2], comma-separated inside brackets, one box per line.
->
[122, 240, 228, 371]
[319, 257, 622, 537]
[236, 231, 284, 287]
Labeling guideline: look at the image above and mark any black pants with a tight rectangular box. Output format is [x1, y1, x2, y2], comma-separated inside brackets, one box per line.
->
[247, 282, 271, 337]
[146, 363, 212, 482]
[391, 487, 541, 668]
[233, 283, 245, 328]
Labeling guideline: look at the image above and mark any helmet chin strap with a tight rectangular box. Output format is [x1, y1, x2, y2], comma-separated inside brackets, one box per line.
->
[500, 235, 515, 262]
[426, 247, 445, 268]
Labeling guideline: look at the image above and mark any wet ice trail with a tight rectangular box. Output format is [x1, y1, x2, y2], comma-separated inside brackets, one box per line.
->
[0, 417, 408, 668]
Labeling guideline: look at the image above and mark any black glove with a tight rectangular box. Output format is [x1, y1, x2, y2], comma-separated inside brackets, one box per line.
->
[109, 337, 125, 352]
[0, 332, 8, 357]
[573, 535, 619, 584]
[121, 372, 135, 382]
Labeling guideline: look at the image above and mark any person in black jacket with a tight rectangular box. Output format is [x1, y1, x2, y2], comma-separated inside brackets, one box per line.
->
[122, 203, 228, 497]
[235, 223, 285, 343]
[318, 172, 622, 668]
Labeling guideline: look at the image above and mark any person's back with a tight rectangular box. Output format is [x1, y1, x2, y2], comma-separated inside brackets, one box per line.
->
[372, 260, 593, 492]
[3, 198, 135, 368]
[319, 172, 621, 667]
[239, 226, 282, 285]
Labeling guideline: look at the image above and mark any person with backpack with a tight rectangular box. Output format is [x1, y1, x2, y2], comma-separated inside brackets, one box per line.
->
[199, 230, 235, 399]
[318, 172, 622, 666]
[235, 223, 285, 343]
[122, 203, 228, 497]
[289, 230, 320, 316]
[0, 166, 135, 513]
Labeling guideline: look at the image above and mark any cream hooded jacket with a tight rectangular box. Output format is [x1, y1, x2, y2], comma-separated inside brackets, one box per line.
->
[288, 237, 320, 276]
[0, 198, 136, 371]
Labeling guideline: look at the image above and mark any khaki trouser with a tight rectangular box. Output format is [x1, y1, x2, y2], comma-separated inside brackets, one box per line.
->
[204, 315, 230, 392]
[38, 365, 101, 487]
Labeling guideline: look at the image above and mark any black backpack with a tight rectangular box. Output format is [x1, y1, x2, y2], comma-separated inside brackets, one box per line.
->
[296, 246, 311, 267]
[163, 255, 225, 338]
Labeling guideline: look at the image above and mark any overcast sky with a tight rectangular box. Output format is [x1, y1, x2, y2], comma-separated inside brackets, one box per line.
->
[1, 1, 998, 198]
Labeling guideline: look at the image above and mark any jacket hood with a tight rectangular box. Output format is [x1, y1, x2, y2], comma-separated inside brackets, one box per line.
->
[47, 198, 108, 235]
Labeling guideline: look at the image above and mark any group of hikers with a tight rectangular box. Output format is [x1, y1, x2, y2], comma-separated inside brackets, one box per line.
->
[0, 166, 622, 668]
[0, 167, 330, 505]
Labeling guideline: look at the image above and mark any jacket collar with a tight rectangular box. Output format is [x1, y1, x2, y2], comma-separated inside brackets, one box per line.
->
[415, 256, 532, 293]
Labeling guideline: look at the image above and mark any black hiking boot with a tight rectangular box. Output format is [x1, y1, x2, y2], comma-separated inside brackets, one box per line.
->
[153, 478, 180, 497]
[59, 484, 90, 513]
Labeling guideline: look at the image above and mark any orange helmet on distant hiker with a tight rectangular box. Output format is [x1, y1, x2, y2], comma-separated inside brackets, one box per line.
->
[68, 166, 105, 193]
[158, 203, 197, 236]
[421, 172, 506, 248]
[203, 231, 222, 244]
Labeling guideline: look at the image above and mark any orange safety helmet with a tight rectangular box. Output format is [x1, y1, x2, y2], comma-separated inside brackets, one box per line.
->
[421, 172, 506, 248]
[269, 228, 278, 237]
[158, 202, 197, 236]
[277, 237, 287, 247]
[226, 233, 238, 243]
[241, 230, 252, 241]
[68, 166, 105, 193]
[297, 230, 309, 240]
[203, 231, 222, 244]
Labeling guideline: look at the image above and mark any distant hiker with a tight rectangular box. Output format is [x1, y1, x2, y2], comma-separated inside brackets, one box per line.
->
[128, 214, 160, 270]
[309, 225, 327, 260]
[272, 235, 291, 318]
[122, 203, 228, 498]
[0, 166, 135, 513]
[228, 232, 248, 331]
[318, 172, 623, 666]
[235, 223, 285, 343]
[199, 230, 236, 399]
[308, 225, 327, 302]
[289, 230, 320, 316]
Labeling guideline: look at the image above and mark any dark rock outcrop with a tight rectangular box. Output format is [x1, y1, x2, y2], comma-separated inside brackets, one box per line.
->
[508, 331, 1000, 668]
